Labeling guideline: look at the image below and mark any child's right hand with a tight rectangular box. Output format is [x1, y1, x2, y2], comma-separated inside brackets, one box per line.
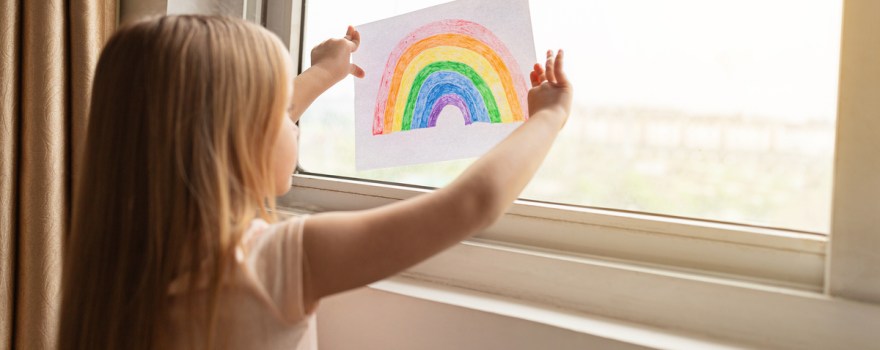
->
[527, 49, 572, 127]
[309, 25, 365, 84]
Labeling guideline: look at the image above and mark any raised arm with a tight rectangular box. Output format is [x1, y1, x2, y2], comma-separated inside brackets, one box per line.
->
[301, 49, 573, 308]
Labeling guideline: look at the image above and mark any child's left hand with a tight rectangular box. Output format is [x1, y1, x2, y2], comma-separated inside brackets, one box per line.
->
[310, 26, 366, 83]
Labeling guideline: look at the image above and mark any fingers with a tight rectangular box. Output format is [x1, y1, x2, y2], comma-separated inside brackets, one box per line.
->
[347, 26, 363, 77]
[531, 50, 567, 89]
[544, 50, 557, 85]
[530, 63, 540, 87]
[553, 49, 568, 87]
[344, 25, 360, 52]
[351, 64, 365, 78]
[537, 64, 546, 83]
[530, 63, 546, 87]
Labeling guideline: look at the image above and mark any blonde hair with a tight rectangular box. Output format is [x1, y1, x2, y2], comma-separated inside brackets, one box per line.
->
[60, 15, 291, 349]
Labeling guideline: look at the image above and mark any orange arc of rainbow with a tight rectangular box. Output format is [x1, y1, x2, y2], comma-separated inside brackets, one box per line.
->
[382, 33, 525, 135]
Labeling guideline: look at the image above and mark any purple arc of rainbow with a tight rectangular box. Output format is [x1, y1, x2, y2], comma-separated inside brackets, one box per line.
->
[428, 93, 473, 127]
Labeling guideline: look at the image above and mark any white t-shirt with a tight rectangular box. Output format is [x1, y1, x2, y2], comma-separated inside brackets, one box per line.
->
[161, 217, 317, 349]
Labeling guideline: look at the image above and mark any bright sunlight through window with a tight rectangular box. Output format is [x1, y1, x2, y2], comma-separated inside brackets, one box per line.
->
[298, 0, 842, 233]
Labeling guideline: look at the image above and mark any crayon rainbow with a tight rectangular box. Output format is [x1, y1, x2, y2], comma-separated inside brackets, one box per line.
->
[373, 19, 529, 135]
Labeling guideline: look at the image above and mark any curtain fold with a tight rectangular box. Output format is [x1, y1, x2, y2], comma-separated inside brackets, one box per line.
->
[0, 2, 21, 350]
[0, 1, 116, 349]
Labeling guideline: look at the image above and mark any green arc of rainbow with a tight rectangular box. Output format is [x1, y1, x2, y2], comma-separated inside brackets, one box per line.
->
[401, 61, 500, 130]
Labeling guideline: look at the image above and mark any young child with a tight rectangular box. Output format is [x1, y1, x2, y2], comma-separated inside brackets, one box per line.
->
[59, 15, 571, 350]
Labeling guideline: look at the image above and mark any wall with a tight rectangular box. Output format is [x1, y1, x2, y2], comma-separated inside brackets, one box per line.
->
[317, 287, 651, 350]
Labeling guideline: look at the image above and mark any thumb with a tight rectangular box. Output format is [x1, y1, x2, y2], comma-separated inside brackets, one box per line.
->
[350, 64, 365, 78]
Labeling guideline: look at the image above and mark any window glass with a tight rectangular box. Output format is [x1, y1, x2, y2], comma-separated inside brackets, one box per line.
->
[298, 0, 841, 233]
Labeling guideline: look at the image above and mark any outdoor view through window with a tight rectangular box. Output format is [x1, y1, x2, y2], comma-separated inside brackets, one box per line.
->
[298, 0, 842, 233]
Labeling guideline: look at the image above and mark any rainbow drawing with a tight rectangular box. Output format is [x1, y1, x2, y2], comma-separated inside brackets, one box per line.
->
[373, 19, 529, 135]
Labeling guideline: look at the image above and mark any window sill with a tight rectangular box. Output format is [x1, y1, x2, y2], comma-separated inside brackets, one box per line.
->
[361, 276, 755, 349]
[277, 174, 880, 348]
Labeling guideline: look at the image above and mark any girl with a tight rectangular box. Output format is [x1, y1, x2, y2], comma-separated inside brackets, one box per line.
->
[59, 15, 571, 349]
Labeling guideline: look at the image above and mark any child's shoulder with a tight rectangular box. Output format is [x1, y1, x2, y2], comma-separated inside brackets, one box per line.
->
[240, 216, 308, 258]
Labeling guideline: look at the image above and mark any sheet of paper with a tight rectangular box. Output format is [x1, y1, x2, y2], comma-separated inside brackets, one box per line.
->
[353, 0, 536, 170]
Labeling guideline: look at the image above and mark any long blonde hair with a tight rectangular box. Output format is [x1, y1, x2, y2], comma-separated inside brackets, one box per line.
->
[59, 15, 291, 349]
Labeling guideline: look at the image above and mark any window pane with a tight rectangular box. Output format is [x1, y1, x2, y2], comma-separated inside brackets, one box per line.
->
[298, 0, 841, 233]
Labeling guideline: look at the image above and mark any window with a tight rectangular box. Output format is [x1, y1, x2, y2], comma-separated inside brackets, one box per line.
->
[298, 0, 842, 233]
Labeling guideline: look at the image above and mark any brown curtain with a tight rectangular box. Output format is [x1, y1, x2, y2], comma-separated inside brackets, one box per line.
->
[0, 1, 116, 349]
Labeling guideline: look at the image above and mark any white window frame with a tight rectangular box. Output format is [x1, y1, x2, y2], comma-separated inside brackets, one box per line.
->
[826, 0, 880, 302]
[122, 0, 880, 347]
